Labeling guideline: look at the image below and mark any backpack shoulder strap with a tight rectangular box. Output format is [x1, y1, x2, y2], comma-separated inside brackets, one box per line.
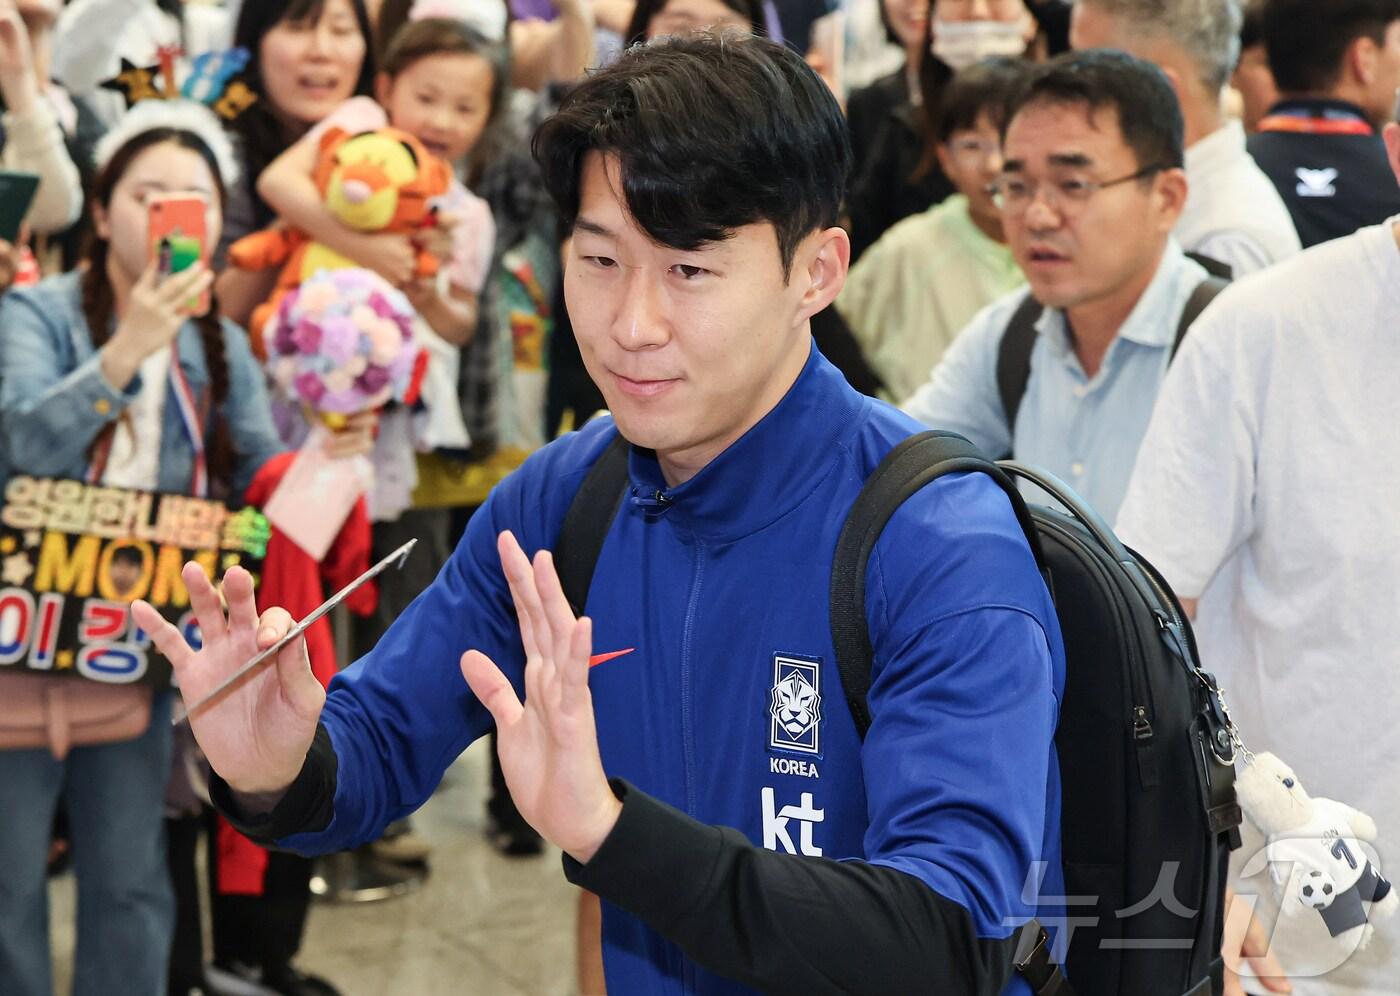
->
[1183, 250, 1233, 280]
[829, 430, 1042, 740]
[1172, 275, 1230, 360]
[995, 292, 1046, 437]
[554, 433, 631, 616]
[830, 436, 1072, 995]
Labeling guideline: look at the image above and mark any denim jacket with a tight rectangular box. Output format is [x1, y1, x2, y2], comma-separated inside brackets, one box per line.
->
[0, 270, 284, 499]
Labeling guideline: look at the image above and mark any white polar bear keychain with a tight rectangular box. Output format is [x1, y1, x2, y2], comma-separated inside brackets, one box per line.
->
[1222, 683, 1399, 954]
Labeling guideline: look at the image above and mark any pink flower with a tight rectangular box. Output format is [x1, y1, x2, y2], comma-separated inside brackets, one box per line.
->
[292, 319, 322, 354]
[323, 369, 354, 394]
[298, 280, 339, 313]
[351, 304, 378, 331]
[368, 321, 401, 365]
[294, 371, 326, 405]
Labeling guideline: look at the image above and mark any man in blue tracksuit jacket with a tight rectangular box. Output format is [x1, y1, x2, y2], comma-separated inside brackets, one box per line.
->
[139, 34, 1066, 996]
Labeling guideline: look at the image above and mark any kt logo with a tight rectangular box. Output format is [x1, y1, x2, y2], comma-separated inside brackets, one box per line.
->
[762, 787, 824, 856]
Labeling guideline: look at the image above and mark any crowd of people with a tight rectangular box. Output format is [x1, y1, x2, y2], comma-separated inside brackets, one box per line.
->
[0, 0, 1397, 993]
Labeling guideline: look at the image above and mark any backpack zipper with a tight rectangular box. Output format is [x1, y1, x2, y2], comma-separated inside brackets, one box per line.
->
[1040, 517, 1159, 788]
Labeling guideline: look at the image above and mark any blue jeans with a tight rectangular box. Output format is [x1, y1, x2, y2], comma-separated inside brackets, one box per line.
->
[0, 691, 174, 996]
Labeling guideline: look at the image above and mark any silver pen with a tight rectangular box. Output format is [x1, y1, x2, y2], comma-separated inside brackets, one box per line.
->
[172, 539, 417, 726]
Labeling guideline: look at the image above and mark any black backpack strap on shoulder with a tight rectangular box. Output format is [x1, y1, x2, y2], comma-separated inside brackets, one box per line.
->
[1172, 275, 1230, 360]
[553, 433, 631, 616]
[995, 292, 1046, 437]
[1183, 250, 1233, 281]
[1014, 921, 1077, 996]
[829, 430, 1042, 739]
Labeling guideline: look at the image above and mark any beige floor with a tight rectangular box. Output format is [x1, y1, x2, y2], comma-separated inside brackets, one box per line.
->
[50, 739, 580, 996]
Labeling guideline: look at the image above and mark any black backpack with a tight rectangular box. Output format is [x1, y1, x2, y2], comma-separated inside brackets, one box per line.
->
[555, 431, 1243, 996]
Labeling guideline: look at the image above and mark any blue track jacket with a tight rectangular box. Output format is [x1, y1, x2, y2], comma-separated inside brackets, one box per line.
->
[218, 345, 1066, 995]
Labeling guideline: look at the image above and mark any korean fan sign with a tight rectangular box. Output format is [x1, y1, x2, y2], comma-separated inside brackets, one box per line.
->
[0, 477, 269, 685]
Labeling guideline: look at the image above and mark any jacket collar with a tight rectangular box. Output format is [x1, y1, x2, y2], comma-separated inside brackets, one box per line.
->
[1263, 98, 1374, 130]
[625, 342, 867, 543]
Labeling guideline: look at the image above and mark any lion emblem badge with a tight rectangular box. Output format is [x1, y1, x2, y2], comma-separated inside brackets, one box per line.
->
[769, 655, 823, 755]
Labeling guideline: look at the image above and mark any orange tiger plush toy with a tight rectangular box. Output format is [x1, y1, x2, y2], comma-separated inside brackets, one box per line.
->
[230, 126, 454, 357]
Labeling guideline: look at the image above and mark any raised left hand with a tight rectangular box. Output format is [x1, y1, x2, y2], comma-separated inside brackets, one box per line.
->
[459, 530, 622, 862]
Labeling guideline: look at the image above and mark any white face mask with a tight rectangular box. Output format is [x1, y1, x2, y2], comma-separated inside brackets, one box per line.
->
[931, 16, 1032, 71]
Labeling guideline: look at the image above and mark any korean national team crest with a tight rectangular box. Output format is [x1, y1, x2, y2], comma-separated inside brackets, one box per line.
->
[769, 654, 823, 756]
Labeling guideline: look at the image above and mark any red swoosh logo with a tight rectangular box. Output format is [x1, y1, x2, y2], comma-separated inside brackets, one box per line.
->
[589, 648, 635, 667]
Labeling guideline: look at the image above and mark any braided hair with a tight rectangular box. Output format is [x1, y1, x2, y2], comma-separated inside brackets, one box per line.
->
[82, 128, 235, 496]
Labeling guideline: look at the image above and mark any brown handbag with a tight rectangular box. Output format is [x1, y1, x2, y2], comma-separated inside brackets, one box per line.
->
[0, 670, 153, 760]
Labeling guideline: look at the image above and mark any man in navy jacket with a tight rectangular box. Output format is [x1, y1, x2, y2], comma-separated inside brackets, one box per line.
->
[138, 34, 1066, 996]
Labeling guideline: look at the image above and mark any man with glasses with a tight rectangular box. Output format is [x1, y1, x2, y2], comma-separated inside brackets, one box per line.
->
[902, 49, 1223, 522]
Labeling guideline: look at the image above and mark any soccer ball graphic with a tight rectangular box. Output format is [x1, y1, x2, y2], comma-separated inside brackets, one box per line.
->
[1299, 869, 1337, 910]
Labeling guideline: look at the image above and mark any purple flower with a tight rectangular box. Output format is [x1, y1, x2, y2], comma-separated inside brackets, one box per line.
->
[368, 292, 400, 321]
[291, 319, 322, 354]
[320, 388, 363, 414]
[272, 321, 296, 357]
[356, 365, 390, 394]
[294, 371, 326, 405]
[320, 316, 360, 366]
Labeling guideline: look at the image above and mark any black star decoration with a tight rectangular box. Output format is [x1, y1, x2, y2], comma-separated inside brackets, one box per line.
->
[100, 59, 165, 107]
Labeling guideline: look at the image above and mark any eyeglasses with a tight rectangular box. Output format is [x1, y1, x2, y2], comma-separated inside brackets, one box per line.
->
[988, 164, 1170, 216]
[945, 136, 1001, 165]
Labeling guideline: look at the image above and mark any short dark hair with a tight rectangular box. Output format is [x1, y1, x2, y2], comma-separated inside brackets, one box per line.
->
[110, 546, 145, 568]
[1260, 0, 1400, 93]
[1240, 0, 1266, 51]
[1003, 49, 1185, 171]
[623, 0, 765, 47]
[534, 33, 849, 277]
[935, 57, 1035, 144]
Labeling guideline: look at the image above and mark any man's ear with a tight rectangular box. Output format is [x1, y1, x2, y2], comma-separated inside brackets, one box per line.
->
[1153, 167, 1189, 232]
[793, 226, 851, 326]
[1349, 33, 1380, 87]
[1383, 122, 1400, 189]
[1159, 63, 1186, 109]
[935, 141, 954, 181]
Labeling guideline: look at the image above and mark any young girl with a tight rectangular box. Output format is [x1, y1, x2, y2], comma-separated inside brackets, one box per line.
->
[0, 99, 285, 996]
[257, 17, 503, 352]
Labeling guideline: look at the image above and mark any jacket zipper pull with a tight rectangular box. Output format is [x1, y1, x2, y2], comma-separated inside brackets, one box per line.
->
[1133, 705, 1159, 788]
[631, 488, 674, 513]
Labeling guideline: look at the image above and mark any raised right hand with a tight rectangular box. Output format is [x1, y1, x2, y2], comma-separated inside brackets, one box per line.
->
[349, 232, 417, 287]
[0, 0, 38, 115]
[131, 563, 325, 798]
[103, 263, 214, 388]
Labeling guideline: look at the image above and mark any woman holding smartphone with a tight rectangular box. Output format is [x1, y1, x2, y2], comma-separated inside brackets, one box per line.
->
[0, 99, 365, 996]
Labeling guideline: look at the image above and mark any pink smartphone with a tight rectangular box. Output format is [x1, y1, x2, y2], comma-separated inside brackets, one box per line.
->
[148, 194, 210, 315]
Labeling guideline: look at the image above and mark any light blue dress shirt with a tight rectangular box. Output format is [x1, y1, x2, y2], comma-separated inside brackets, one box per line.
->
[901, 242, 1209, 522]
